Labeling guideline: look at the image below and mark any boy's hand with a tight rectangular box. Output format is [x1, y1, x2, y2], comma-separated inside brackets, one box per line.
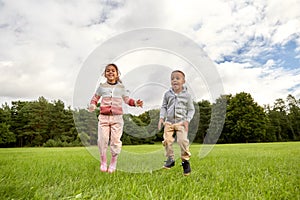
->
[88, 104, 96, 112]
[158, 118, 164, 130]
[183, 121, 189, 132]
[136, 99, 143, 107]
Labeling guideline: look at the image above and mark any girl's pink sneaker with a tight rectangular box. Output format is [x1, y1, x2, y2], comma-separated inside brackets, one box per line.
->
[108, 155, 118, 173]
[100, 155, 107, 172]
[100, 163, 107, 172]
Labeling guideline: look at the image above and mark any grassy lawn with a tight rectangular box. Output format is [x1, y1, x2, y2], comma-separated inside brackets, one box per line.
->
[0, 142, 299, 199]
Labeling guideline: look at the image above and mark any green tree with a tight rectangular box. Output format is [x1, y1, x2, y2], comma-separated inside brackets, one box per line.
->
[123, 114, 149, 145]
[263, 104, 277, 142]
[206, 95, 227, 144]
[286, 94, 300, 140]
[8, 97, 79, 147]
[0, 123, 16, 146]
[0, 103, 12, 124]
[10, 101, 30, 147]
[0, 103, 15, 147]
[42, 99, 78, 146]
[73, 108, 97, 145]
[223, 92, 267, 143]
[24, 97, 50, 146]
[194, 100, 211, 143]
[266, 98, 290, 141]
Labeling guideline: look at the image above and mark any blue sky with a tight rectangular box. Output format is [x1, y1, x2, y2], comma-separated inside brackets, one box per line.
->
[219, 35, 299, 67]
[0, 0, 299, 107]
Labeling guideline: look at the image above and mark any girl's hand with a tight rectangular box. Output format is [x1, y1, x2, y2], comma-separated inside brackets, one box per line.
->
[88, 104, 96, 112]
[136, 99, 143, 107]
[158, 118, 164, 130]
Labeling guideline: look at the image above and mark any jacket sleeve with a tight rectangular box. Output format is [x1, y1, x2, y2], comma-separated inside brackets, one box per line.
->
[90, 86, 102, 105]
[186, 94, 195, 122]
[90, 94, 100, 105]
[122, 88, 135, 106]
[159, 92, 168, 119]
[123, 96, 136, 106]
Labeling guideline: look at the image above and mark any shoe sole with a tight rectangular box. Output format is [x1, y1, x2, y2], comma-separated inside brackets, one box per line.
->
[108, 168, 116, 173]
[183, 173, 190, 176]
[163, 163, 175, 169]
[100, 166, 107, 172]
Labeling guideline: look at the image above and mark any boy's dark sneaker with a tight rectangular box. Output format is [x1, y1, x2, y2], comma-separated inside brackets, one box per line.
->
[163, 157, 175, 169]
[182, 160, 191, 176]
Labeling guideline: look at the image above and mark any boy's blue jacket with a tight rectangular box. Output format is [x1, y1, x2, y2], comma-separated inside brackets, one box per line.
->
[160, 86, 195, 124]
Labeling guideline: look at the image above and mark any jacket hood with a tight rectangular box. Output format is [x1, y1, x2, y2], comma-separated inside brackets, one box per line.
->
[169, 85, 188, 94]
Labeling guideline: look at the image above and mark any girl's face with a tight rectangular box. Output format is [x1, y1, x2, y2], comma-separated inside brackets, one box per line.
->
[171, 72, 185, 93]
[105, 65, 118, 84]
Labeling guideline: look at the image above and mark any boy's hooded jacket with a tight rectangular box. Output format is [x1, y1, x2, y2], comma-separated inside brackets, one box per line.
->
[160, 86, 195, 124]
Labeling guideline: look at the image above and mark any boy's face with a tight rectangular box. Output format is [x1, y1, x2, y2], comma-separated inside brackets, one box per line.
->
[171, 72, 185, 93]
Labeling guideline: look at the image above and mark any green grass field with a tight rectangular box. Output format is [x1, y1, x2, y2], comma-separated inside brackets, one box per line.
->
[0, 142, 299, 200]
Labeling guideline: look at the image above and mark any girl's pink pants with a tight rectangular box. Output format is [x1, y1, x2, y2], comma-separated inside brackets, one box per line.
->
[97, 114, 124, 157]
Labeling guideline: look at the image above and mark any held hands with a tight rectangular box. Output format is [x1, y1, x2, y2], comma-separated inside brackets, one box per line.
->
[136, 99, 143, 107]
[88, 104, 96, 112]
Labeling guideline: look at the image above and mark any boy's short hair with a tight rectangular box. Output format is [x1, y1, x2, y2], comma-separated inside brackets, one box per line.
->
[171, 70, 185, 78]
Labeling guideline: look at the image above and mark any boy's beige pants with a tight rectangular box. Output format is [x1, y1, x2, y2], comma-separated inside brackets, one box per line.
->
[98, 114, 123, 157]
[162, 122, 191, 161]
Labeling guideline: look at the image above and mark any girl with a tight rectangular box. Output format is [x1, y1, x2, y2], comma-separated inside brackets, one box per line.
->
[89, 64, 143, 173]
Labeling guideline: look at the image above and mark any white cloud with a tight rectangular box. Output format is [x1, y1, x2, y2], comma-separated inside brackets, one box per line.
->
[113, 0, 167, 29]
[0, 0, 300, 108]
[218, 61, 300, 105]
[0, 0, 116, 105]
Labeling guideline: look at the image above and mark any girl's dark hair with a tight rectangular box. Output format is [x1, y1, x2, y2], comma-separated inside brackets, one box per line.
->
[103, 63, 122, 83]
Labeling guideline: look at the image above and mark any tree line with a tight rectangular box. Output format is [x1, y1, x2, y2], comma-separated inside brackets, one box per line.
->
[0, 93, 299, 147]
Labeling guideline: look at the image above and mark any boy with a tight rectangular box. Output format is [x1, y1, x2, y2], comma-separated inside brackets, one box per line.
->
[158, 70, 195, 176]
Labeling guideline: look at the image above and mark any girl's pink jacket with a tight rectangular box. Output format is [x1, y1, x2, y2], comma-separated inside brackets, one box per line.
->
[90, 82, 136, 115]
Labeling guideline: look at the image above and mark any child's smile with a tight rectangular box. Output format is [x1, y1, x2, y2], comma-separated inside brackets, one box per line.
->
[105, 65, 118, 83]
